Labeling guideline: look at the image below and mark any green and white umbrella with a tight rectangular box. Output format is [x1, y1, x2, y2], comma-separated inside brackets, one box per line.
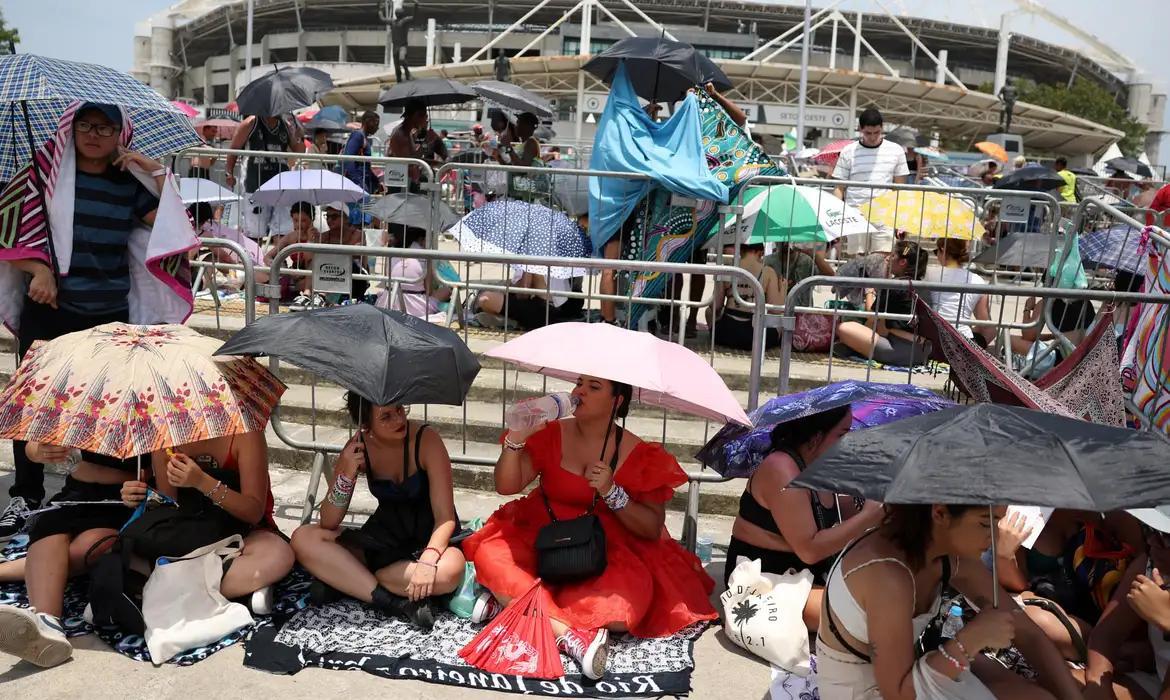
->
[725, 185, 873, 244]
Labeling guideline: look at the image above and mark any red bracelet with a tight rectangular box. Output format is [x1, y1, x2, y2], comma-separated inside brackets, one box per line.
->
[422, 546, 444, 560]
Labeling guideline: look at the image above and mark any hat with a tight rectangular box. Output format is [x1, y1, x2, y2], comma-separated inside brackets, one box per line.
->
[324, 201, 347, 213]
[77, 102, 122, 128]
[1131, 507, 1170, 534]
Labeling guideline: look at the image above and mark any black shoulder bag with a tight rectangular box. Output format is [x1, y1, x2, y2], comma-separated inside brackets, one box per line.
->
[534, 428, 623, 584]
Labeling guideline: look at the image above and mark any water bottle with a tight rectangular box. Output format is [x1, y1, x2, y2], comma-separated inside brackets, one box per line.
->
[505, 392, 579, 432]
[940, 603, 965, 640]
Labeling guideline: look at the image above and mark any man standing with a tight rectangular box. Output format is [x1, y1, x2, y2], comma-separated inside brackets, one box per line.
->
[224, 114, 305, 192]
[493, 51, 512, 83]
[832, 108, 909, 255]
[1053, 157, 1077, 204]
[390, 1, 418, 83]
[343, 110, 383, 194]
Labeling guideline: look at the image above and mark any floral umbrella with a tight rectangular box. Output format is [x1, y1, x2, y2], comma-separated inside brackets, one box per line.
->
[0, 323, 285, 458]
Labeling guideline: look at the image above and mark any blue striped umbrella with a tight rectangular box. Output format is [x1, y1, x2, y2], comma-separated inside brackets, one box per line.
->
[0, 54, 202, 181]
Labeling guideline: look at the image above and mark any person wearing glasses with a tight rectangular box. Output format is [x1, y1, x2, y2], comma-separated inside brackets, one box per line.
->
[833, 241, 933, 367]
[290, 394, 465, 630]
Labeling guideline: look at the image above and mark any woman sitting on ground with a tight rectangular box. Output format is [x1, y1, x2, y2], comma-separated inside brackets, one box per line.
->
[926, 238, 994, 348]
[834, 241, 932, 366]
[383, 226, 453, 320]
[709, 243, 786, 350]
[291, 395, 465, 630]
[462, 376, 719, 680]
[0, 445, 143, 668]
[723, 406, 885, 629]
[476, 268, 584, 331]
[817, 504, 1083, 700]
[127, 432, 295, 610]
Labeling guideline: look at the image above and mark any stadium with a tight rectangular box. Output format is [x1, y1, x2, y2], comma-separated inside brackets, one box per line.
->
[133, 0, 1166, 162]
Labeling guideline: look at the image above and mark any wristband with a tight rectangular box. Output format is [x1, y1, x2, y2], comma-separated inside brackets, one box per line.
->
[328, 472, 357, 507]
[415, 560, 438, 569]
[938, 646, 965, 673]
[150, 167, 167, 177]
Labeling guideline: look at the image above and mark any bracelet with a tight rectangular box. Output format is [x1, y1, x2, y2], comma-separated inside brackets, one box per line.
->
[951, 636, 972, 661]
[150, 167, 167, 177]
[328, 473, 357, 507]
[205, 481, 224, 500]
[603, 484, 630, 511]
[503, 437, 526, 452]
[414, 560, 438, 569]
[422, 546, 443, 560]
[213, 486, 230, 508]
[937, 646, 966, 673]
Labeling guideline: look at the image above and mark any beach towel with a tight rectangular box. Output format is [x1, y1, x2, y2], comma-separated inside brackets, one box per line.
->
[587, 62, 728, 253]
[0, 100, 197, 332]
[1120, 242, 1170, 435]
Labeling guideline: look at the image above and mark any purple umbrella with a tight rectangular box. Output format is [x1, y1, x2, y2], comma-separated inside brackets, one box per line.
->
[696, 380, 954, 478]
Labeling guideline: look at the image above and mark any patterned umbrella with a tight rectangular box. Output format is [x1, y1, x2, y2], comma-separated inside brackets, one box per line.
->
[1080, 224, 1149, 274]
[861, 190, 984, 240]
[0, 54, 202, 182]
[696, 380, 954, 477]
[446, 199, 591, 279]
[0, 324, 286, 459]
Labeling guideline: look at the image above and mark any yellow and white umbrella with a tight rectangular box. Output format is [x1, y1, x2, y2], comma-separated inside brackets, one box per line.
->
[861, 190, 985, 240]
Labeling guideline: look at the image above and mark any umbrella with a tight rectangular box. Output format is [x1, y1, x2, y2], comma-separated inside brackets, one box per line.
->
[861, 190, 984, 240]
[235, 66, 334, 117]
[485, 322, 750, 426]
[1079, 224, 1148, 274]
[446, 200, 591, 279]
[811, 139, 854, 166]
[0, 323, 286, 459]
[992, 165, 1064, 192]
[884, 127, 918, 149]
[1105, 157, 1153, 179]
[472, 80, 553, 119]
[215, 305, 480, 406]
[914, 146, 948, 162]
[302, 117, 349, 133]
[792, 403, 1170, 511]
[178, 177, 237, 204]
[726, 185, 872, 244]
[378, 78, 477, 109]
[251, 170, 367, 207]
[553, 172, 590, 217]
[171, 100, 199, 118]
[460, 579, 562, 679]
[975, 141, 1009, 162]
[582, 36, 732, 103]
[194, 117, 241, 140]
[972, 231, 1055, 269]
[365, 192, 459, 230]
[0, 54, 202, 182]
[696, 381, 954, 478]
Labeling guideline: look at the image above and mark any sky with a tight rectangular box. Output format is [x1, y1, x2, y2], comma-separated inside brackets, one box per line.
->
[4, 0, 1167, 93]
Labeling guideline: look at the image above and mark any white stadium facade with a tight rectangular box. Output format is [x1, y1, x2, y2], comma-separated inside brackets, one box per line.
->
[132, 0, 1167, 163]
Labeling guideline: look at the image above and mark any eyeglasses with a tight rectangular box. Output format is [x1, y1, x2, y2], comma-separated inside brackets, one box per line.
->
[75, 121, 120, 137]
[325, 212, 342, 219]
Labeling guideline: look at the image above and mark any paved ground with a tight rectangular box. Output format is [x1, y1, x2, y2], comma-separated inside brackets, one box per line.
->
[0, 464, 774, 699]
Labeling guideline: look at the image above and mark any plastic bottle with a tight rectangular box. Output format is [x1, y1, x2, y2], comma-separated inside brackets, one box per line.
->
[940, 603, 965, 639]
[505, 392, 579, 432]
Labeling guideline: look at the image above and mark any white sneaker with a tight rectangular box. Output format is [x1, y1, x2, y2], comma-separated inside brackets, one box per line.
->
[0, 606, 73, 668]
[250, 586, 274, 616]
[289, 293, 314, 311]
[469, 592, 502, 624]
[557, 627, 608, 680]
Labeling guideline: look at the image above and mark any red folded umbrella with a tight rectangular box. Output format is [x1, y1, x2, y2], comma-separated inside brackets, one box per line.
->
[812, 138, 854, 166]
[459, 579, 563, 679]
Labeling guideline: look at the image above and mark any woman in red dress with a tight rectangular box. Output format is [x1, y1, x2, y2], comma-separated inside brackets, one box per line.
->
[461, 375, 718, 680]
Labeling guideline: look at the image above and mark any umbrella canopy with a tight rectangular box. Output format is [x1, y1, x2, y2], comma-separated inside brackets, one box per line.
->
[972, 231, 1055, 269]
[861, 190, 984, 240]
[1105, 157, 1154, 179]
[378, 78, 476, 109]
[0, 54, 201, 182]
[884, 127, 918, 149]
[792, 403, 1170, 510]
[446, 200, 591, 279]
[0, 324, 286, 459]
[303, 116, 349, 133]
[582, 36, 732, 103]
[975, 141, 1009, 162]
[726, 185, 872, 244]
[485, 322, 750, 427]
[194, 117, 241, 140]
[365, 192, 459, 230]
[697, 381, 954, 478]
[1080, 224, 1148, 274]
[472, 80, 553, 119]
[171, 100, 199, 118]
[179, 177, 238, 204]
[914, 146, 948, 162]
[216, 305, 480, 406]
[993, 165, 1064, 192]
[811, 139, 854, 166]
[251, 170, 367, 206]
[236, 67, 334, 117]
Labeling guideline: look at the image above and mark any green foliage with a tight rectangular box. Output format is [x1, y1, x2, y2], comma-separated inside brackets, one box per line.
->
[0, 10, 19, 55]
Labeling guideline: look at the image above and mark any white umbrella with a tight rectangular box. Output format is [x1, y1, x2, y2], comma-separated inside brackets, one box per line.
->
[178, 177, 237, 204]
[251, 170, 367, 207]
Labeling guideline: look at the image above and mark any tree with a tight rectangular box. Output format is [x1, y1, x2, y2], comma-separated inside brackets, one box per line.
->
[0, 9, 19, 55]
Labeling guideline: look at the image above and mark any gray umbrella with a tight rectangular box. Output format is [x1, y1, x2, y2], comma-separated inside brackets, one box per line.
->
[378, 78, 476, 108]
[472, 80, 553, 119]
[972, 231, 1055, 269]
[885, 127, 918, 149]
[236, 66, 334, 117]
[366, 192, 459, 230]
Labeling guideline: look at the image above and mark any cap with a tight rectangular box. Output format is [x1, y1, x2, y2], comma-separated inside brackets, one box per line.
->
[324, 200, 348, 213]
[78, 102, 122, 128]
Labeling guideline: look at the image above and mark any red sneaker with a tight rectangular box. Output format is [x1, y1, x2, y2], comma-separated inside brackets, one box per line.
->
[557, 628, 608, 680]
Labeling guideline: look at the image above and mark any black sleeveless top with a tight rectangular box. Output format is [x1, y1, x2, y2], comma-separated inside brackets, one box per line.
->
[737, 447, 840, 534]
[245, 117, 291, 188]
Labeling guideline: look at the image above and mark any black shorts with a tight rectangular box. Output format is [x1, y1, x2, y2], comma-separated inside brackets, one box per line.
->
[27, 477, 131, 545]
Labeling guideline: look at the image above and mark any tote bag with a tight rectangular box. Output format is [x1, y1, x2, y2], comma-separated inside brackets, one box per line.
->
[719, 557, 814, 675]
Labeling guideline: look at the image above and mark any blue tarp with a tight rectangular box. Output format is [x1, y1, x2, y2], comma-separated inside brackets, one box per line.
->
[587, 62, 729, 253]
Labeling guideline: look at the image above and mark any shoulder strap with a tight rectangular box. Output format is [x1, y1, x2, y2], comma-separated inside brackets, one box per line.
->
[821, 533, 876, 663]
[414, 423, 429, 472]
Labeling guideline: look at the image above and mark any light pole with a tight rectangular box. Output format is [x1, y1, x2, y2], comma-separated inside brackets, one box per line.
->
[243, 0, 254, 93]
[795, 0, 813, 147]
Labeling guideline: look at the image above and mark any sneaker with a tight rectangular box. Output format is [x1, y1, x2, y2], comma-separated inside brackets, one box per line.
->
[470, 592, 502, 624]
[250, 586, 274, 616]
[289, 293, 315, 312]
[557, 628, 608, 680]
[371, 586, 435, 631]
[0, 606, 73, 668]
[0, 497, 36, 543]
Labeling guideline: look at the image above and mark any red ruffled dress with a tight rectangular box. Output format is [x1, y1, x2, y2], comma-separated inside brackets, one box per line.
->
[462, 423, 718, 637]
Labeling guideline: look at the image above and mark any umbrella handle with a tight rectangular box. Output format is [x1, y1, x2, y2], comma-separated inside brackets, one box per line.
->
[989, 504, 1000, 609]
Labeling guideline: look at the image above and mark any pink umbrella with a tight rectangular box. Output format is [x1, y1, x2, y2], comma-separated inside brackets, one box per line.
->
[485, 323, 751, 426]
[812, 138, 855, 166]
[195, 118, 241, 140]
[171, 100, 199, 118]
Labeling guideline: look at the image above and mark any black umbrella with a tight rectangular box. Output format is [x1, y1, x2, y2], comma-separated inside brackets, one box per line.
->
[1105, 157, 1153, 179]
[215, 305, 480, 405]
[884, 127, 918, 149]
[992, 165, 1064, 192]
[583, 36, 732, 103]
[792, 403, 1170, 511]
[303, 117, 349, 133]
[471, 80, 553, 119]
[378, 78, 477, 109]
[236, 67, 334, 117]
[972, 231, 1055, 268]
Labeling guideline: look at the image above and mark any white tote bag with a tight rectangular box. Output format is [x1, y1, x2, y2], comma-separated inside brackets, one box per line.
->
[720, 557, 814, 675]
[142, 535, 254, 664]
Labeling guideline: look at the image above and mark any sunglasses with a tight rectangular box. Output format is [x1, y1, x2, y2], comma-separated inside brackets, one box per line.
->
[325, 212, 342, 218]
[76, 121, 120, 137]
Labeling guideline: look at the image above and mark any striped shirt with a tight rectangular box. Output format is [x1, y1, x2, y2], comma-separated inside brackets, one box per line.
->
[832, 139, 909, 209]
[59, 168, 158, 315]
